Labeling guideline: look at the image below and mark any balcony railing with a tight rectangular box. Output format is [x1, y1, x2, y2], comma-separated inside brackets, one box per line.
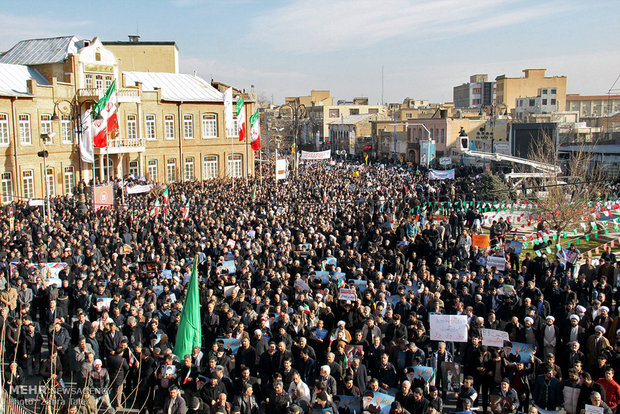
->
[109, 138, 145, 148]
[95, 137, 146, 153]
[78, 88, 140, 102]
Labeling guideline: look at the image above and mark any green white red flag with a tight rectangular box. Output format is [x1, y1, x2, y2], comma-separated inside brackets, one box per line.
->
[92, 80, 118, 148]
[237, 97, 246, 142]
[182, 200, 190, 220]
[150, 198, 160, 217]
[249, 110, 260, 151]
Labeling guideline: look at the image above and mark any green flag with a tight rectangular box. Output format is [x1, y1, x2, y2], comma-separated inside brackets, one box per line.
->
[173, 258, 202, 359]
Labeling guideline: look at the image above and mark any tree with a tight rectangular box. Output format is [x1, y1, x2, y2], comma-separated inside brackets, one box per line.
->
[476, 171, 511, 201]
[524, 133, 608, 245]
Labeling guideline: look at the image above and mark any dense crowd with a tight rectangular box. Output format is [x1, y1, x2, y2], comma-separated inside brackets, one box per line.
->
[1, 162, 620, 414]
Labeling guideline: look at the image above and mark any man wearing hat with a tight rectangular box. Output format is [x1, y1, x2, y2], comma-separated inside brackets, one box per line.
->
[587, 325, 612, 370]
[563, 314, 586, 348]
[491, 378, 519, 414]
[543, 315, 559, 359]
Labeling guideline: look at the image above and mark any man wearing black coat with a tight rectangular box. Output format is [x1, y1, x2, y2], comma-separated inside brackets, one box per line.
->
[107, 347, 129, 409]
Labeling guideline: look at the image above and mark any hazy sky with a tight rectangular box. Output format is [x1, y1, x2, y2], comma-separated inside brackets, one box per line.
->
[1, 0, 619, 105]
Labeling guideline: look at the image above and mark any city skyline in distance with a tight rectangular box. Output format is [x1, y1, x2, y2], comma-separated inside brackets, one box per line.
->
[1, 0, 618, 105]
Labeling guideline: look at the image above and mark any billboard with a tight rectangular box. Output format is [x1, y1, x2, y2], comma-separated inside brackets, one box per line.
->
[420, 140, 436, 166]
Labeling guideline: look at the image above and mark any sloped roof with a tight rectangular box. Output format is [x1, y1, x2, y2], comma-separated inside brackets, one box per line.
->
[0, 36, 83, 65]
[124, 71, 223, 102]
[0, 63, 49, 97]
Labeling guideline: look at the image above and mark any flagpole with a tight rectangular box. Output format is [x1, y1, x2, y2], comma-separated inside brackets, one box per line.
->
[245, 107, 249, 184]
[231, 123, 234, 190]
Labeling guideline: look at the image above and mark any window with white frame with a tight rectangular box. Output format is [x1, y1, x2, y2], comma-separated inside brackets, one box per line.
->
[85, 74, 93, 90]
[61, 115, 72, 144]
[203, 155, 218, 179]
[105, 76, 113, 89]
[129, 161, 139, 176]
[45, 167, 55, 197]
[166, 158, 177, 183]
[202, 113, 217, 138]
[64, 166, 75, 195]
[145, 114, 156, 141]
[95, 75, 104, 89]
[0, 114, 8, 145]
[1, 172, 13, 204]
[41, 114, 52, 143]
[164, 115, 175, 140]
[183, 114, 193, 139]
[127, 115, 137, 140]
[19, 114, 31, 145]
[147, 160, 158, 181]
[184, 157, 195, 181]
[227, 154, 242, 178]
[22, 170, 34, 199]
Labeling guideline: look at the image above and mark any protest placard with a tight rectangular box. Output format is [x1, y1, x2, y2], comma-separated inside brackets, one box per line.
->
[486, 255, 506, 271]
[218, 338, 241, 355]
[339, 288, 357, 301]
[585, 405, 604, 414]
[441, 362, 461, 393]
[511, 342, 534, 364]
[472, 235, 490, 248]
[429, 314, 468, 342]
[481, 328, 510, 347]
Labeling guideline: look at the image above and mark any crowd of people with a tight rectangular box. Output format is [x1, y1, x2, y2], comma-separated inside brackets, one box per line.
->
[1, 162, 620, 414]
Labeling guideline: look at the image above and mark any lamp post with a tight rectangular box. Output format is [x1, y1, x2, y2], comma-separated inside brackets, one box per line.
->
[277, 102, 307, 178]
[38, 133, 54, 222]
[51, 97, 102, 183]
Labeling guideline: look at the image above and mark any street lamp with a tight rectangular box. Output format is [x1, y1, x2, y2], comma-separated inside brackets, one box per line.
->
[51, 97, 100, 184]
[277, 102, 307, 178]
[38, 132, 55, 222]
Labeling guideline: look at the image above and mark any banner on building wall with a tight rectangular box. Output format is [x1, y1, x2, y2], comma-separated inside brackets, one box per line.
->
[94, 185, 114, 210]
[300, 150, 331, 160]
[429, 169, 455, 180]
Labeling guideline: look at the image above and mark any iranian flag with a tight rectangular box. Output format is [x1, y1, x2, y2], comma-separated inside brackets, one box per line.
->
[162, 187, 169, 215]
[182, 200, 190, 220]
[150, 198, 161, 217]
[249, 110, 261, 151]
[92, 80, 118, 148]
[237, 97, 246, 142]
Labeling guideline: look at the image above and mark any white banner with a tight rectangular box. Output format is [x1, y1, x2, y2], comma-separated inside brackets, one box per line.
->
[429, 169, 455, 180]
[430, 314, 468, 342]
[224, 88, 234, 136]
[126, 184, 153, 194]
[276, 158, 289, 180]
[486, 255, 506, 271]
[80, 108, 94, 163]
[481, 328, 510, 347]
[300, 150, 331, 160]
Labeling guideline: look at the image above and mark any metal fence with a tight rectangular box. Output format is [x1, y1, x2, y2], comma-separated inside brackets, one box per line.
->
[0, 388, 32, 414]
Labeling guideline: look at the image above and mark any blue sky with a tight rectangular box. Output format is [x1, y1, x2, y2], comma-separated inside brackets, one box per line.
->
[1, 0, 619, 105]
